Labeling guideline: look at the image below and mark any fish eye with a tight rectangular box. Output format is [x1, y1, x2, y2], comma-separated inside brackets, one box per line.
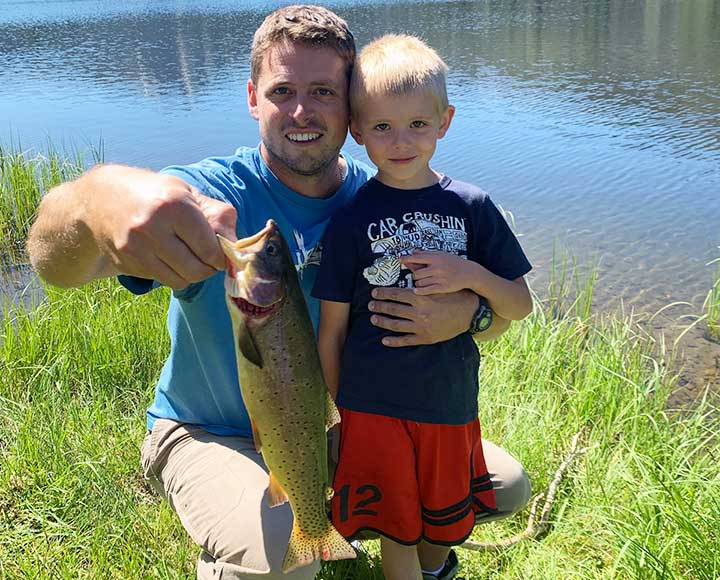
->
[266, 243, 278, 256]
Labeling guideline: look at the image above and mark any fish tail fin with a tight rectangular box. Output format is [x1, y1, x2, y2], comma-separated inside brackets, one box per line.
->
[282, 521, 356, 573]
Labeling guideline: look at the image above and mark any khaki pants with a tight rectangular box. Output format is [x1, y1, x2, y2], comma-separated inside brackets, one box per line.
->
[141, 418, 531, 580]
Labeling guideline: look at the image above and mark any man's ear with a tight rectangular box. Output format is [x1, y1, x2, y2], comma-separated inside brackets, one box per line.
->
[349, 119, 364, 145]
[437, 105, 455, 139]
[248, 79, 260, 121]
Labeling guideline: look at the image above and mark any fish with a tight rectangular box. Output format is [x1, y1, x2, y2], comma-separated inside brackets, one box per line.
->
[217, 219, 356, 574]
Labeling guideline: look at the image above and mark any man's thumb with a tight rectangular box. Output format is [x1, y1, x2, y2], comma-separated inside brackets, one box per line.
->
[193, 189, 238, 242]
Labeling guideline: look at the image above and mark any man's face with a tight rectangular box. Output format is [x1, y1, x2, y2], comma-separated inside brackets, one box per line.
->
[248, 42, 350, 177]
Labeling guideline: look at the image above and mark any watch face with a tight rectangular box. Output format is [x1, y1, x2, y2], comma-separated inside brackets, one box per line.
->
[471, 300, 492, 333]
[477, 308, 492, 331]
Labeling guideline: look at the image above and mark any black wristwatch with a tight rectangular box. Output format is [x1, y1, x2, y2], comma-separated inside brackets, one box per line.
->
[469, 297, 493, 334]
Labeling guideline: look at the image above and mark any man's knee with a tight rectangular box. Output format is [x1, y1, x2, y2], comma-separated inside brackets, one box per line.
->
[197, 549, 321, 580]
[481, 440, 532, 521]
[494, 460, 532, 516]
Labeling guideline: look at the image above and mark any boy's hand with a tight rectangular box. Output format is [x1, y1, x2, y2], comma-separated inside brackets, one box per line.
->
[400, 250, 476, 296]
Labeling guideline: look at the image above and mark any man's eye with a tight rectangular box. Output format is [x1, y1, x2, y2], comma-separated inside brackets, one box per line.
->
[411, 120, 427, 128]
[315, 88, 333, 96]
[374, 123, 390, 131]
[272, 87, 290, 95]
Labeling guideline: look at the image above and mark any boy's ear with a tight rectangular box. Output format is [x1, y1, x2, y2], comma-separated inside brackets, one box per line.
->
[349, 119, 364, 145]
[248, 79, 260, 121]
[437, 105, 455, 139]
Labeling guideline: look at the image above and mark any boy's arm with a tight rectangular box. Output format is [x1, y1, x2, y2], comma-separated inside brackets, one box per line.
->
[317, 300, 351, 399]
[475, 311, 511, 342]
[27, 164, 236, 289]
[401, 251, 533, 321]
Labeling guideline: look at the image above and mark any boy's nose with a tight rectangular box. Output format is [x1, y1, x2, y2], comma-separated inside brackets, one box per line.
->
[392, 128, 411, 147]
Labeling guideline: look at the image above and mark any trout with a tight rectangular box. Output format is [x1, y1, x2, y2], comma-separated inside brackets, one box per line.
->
[218, 219, 355, 574]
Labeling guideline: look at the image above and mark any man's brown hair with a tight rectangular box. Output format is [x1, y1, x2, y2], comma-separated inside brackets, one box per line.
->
[251, 5, 356, 83]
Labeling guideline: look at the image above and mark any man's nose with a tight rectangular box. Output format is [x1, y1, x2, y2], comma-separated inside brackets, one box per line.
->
[290, 95, 314, 125]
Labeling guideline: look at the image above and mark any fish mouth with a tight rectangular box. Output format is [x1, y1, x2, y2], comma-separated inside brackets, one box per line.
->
[231, 296, 281, 319]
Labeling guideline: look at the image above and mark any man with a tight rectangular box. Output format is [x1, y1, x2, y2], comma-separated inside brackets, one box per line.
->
[27, 6, 530, 580]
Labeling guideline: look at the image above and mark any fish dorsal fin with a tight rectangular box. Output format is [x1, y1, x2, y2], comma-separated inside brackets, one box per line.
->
[250, 418, 262, 454]
[268, 471, 289, 508]
[325, 390, 341, 431]
[237, 319, 263, 368]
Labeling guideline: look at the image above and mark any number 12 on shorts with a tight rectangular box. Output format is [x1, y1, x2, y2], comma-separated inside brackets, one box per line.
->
[335, 484, 382, 522]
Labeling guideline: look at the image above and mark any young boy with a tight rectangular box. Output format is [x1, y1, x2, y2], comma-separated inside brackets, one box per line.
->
[312, 35, 533, 580]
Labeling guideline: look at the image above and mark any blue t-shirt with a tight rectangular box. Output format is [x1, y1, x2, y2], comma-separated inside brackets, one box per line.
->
[311, 176, 532, 425]
[120, 146, 373, 436]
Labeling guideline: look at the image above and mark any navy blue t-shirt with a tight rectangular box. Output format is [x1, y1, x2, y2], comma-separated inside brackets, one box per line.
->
[311, 176, 532, 425]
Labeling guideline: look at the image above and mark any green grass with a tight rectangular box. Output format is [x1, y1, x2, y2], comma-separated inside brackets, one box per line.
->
[0, 141, 97, 266]
[703, 258, 720, 341]
[1, 276, 718, 579]
[0, 151, 718, 578]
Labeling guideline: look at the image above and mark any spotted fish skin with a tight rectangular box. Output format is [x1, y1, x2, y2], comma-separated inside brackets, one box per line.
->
[218, 220, 355, 574]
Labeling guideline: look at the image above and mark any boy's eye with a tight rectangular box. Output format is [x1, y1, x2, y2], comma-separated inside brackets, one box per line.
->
[410, 120, 427, 128]
[374, 123, 390, 131]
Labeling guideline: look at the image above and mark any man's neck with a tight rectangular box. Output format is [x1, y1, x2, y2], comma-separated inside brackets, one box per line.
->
[260, 146, 346, 199]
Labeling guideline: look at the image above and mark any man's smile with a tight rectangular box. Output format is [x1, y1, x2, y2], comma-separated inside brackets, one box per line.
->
[286, 132, 322, 143]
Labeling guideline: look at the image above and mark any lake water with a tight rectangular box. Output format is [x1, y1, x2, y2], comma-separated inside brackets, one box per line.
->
[2, 0, 719, 313]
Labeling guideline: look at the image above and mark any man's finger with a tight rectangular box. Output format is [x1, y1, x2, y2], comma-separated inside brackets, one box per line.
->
[371, 287, 418, 305]
[368, 300, 414, 320]
[199, 192, 238, 242]
[156, 236, 219, 284]
[144, 255, 191, 290]
[381, 334, 423, 347]
[171, 206, 225, 273]
[370, 314, 414, 333]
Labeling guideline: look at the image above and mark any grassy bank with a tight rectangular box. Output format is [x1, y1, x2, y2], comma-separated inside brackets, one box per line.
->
[1, 150, 718, 578]
[1, 276, 718, 579]
[0, 143, 94, 266]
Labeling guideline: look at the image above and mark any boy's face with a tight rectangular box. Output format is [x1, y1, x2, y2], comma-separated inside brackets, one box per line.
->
[248, 41, 350, 179]
[350, 92, 454, 190]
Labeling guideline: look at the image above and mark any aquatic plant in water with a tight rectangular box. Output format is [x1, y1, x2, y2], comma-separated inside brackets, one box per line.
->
[703, 256, 720, 340]
[0, 141, 100, 267]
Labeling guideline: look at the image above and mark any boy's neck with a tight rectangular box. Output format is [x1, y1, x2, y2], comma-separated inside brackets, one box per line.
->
[375, 167, 442, 190]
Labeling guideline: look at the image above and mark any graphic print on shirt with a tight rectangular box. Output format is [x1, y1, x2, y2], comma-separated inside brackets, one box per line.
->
[363, 214, 467, 287]
[292, 229, 322, 278]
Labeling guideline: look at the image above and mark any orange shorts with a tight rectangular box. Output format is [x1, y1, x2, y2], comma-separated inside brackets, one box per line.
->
[330, 407, 497, 545]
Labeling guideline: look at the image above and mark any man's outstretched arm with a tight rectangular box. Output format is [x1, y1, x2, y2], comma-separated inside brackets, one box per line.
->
[28, 164, 237, 289]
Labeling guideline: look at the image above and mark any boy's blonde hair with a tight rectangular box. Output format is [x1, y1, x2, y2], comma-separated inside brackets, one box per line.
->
[251, 5, 356, 84]
[350, 34, 449, 117]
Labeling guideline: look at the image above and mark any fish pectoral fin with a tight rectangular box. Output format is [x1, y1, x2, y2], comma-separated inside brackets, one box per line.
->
[250, 419, 262, 454]
[267, 471, 289, 508]
[325, 390, 341, 431]
[238, 320, 263, 368]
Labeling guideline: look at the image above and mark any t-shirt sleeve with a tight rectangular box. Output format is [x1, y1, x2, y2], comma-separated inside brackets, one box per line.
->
[311, 212, 357, 303]
[473, 196, 532, 280]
